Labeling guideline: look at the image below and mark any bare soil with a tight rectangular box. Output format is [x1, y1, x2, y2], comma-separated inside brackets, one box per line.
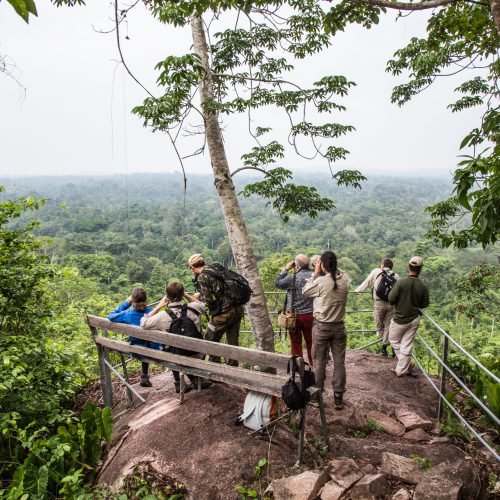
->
[95, 351, 492, 499]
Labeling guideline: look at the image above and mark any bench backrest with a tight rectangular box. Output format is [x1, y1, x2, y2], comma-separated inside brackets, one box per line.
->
[87, 315, 291, 371]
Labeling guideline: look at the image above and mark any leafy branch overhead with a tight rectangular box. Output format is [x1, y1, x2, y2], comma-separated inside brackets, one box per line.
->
[133, 0, 367, 221]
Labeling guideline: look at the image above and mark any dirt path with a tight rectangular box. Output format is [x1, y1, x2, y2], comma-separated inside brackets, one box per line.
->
[97, 351, 479, 499]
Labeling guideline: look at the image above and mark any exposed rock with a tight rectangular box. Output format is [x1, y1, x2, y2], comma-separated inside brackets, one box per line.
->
[403, 428, 432, 442]
[395, 407, 433, 431]
[392, 488, 411, 500]
[413, 463, 462, 500]
[269, 471, 329, 500]
[365, 411, 405, 436]
[349, 474, 390, 499]
[330, 435, 466, 467]
[328, 457, 363, 489]
[380, 452, 423, 484]
[319, 481, 345, 500]
[430, 425, 442, 435]
[359, 462, 377, 475]
[429, 436, 450, 445]
[416, 459, 480, 500]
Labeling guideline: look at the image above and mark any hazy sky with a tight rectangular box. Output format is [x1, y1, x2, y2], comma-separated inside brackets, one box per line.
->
[0, 1, 484, 178]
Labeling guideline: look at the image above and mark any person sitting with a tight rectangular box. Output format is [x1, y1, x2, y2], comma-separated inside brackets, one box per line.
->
[108, 287, 163, 387]
[303, 251, 351, 410]
[141, 281, 211, 393]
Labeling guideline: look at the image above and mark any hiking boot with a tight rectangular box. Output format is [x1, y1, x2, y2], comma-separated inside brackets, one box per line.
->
[174, 382, 193, 394]
[379, 344, 388, 357]
[140, 375, 152, 388]
[334, 392, 344, 410]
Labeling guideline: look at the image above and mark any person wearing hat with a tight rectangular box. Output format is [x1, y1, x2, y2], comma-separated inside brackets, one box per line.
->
[188, 253, 244, 366]
[388, 256, 429, 377]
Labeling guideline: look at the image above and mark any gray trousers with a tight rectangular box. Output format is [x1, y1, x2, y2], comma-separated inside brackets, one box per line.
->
[389, 317, 420, 376]
[373, 300, 395, 345]
[312, 320, 347, 394]
[205, 306, 244, 366]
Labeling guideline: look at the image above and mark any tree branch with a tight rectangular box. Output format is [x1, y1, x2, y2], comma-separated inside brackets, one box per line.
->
[335, 0, 460, 11]
[231, 166, 269, 177]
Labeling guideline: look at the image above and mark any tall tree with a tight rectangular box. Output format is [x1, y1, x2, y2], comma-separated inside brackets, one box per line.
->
[133, 0, 365, 352]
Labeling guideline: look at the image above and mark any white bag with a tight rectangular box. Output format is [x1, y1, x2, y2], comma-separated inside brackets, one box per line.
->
[238, 391, 277, 431]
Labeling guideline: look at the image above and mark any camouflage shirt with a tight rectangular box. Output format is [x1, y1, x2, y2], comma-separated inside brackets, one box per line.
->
[196, 264, 234, 316]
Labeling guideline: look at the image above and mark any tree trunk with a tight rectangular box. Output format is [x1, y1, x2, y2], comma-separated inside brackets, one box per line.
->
[190, 15, 275, 354]
[490, 0, 500, 36]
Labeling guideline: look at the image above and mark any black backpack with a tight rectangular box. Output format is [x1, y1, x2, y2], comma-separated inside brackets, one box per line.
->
[374, 270, 397, 302]
[281, 357, 313, 411]
[166, 304, 203, 356]
[202, 263, 253, 308]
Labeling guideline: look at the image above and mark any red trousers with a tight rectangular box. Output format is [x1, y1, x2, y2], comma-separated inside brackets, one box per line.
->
[289, 312, 314, 366]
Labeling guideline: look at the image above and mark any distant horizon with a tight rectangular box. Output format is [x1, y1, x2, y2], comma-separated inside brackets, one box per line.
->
[0, 167, 453, 181]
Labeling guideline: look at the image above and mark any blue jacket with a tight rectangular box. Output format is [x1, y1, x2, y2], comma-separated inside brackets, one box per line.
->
[107, 300, 164, 349]
[108, 300, 152, 326]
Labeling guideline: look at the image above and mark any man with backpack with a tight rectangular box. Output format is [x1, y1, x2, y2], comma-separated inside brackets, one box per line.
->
[141, 281, 211, 393]
[355, 258, 399, 356]
[188, 254, 251, 366]
[388, 256, 429, 378]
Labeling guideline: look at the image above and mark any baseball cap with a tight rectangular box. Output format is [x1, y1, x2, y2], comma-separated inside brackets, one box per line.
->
[409, 256, 424, 267]
[188, 253, 204, 267]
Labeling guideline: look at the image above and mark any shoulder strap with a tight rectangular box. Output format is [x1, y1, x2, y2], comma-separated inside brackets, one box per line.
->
[290, 273, 297, 310]
[165, 308, 177, 321]
[202, 264, 226, 282]
[186, 305, 201, 316]
[170, 303, 201, 316]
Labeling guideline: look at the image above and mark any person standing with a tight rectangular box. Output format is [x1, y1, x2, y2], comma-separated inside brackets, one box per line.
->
[303, 251, 351, 410]
[275, 255, 314, 365]
[355, 258, 399, 356]
[388, 256, 429, 378]
[188, 253, 244, 366]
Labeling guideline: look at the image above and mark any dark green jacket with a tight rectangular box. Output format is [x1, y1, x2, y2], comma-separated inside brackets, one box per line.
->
[389, 276, 429, 324]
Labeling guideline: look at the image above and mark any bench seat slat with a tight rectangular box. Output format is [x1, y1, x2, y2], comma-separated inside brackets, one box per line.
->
[94, 336, 287, 397]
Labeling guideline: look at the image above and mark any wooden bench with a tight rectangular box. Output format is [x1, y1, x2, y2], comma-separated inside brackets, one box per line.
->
[87, 315, 329, 465]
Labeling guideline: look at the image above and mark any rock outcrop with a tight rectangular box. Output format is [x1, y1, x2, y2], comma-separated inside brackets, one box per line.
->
[96, 351, 487, 499]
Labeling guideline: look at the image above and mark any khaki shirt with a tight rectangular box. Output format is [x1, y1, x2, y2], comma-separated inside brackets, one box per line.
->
[302, 271, 351, 323]
[140, 301, 205, 331]
[355, 267, 399, 301]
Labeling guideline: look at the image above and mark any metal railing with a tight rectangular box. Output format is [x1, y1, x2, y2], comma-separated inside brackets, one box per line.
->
[239, 291, 377, 338]
[415, 308, 499, 462]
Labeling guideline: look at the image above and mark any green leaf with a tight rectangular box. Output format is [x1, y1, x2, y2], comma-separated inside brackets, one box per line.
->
[7, 0, 30, 22]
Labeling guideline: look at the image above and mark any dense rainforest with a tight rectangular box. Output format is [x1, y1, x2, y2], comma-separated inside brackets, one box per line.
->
[0, 172, 498, 497]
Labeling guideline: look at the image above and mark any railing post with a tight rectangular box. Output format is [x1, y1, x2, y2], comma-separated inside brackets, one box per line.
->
[99, 327, 113, 407]
[437, 335, 449, 420]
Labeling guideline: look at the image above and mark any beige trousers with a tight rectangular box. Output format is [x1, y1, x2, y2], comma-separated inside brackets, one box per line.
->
[373, 300, 395, 345]
[388, 317, 420, 376]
